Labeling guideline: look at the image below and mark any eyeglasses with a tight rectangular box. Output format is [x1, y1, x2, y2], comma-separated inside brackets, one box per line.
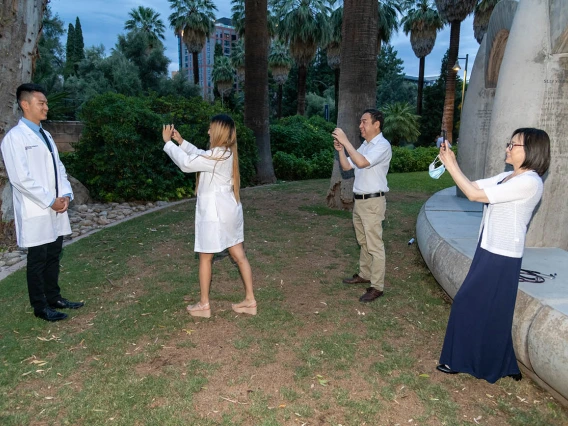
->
[506, 141, 524, 150]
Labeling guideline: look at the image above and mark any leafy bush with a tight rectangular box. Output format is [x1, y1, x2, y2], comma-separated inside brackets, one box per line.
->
[270, 115, 335, 180]
[389, 146, 457, 173]
[270, 115, 335, 158]
[64, 93, 257, 202]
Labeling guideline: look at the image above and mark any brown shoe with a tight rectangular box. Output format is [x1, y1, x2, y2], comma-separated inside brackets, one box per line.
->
[342, 274, 371, 284]
[359, 287, 384, 302]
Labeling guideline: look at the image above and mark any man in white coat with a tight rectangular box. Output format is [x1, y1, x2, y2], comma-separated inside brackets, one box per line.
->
[1, 83, 83, 321]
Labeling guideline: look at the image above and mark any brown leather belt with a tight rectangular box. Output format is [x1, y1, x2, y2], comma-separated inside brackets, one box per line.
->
[354, 192, 385, 200]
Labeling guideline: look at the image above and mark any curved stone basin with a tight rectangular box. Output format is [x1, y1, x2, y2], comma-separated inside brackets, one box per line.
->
[417, 187, 568, 405]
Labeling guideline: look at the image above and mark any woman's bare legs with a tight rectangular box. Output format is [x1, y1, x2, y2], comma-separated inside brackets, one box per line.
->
[228, 243, 256, 311]
[198, 252, 214, 305]
[186, 252, 214, 317]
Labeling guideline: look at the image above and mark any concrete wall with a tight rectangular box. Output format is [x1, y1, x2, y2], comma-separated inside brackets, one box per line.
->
[42, 121, 83, 153]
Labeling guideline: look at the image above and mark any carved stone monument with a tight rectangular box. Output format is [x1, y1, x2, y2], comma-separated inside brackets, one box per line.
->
[458, 0, 568, 250]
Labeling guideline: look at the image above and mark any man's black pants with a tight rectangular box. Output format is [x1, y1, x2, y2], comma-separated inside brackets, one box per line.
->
[27, 236, 63, 312]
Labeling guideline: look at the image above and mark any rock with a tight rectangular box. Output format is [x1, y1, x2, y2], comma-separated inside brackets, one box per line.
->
[76, 204, 89, 213]
[5, 257, 22, 266]
[1, 185, 14, 222]
[4, 252, 22, 259]
[68, 175, 93, 206]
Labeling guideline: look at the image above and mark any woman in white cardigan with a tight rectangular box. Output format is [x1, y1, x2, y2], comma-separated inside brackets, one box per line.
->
[436, 128, 550, 383]
[162, 115, 256, 318]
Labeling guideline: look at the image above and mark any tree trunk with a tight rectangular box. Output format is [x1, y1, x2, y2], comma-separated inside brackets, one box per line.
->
[296, 64, 307, 116]
[441, 21, 461, 143]
[334, 68, 340, 122]
[326, 0, 378, 209]
[277, 84, 283, 119]
[0, 0, 48, 234]
[192, 52, 200, 85]
[417, 56, 425, 116]
[245, 0, 276, 184]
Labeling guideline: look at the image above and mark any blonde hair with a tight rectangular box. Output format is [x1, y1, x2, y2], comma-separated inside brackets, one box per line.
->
[196, 114, 241, 203]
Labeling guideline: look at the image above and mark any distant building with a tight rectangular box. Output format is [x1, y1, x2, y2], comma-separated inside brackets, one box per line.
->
[403, 75, 439, 87]
[177, 18, 239, 100]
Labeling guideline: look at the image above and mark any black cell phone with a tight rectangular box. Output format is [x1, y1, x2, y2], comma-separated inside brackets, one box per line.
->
[442, 130, 447, 150]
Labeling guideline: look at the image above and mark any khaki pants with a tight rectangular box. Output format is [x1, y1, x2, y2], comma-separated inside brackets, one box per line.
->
[353, 196, 386, 291]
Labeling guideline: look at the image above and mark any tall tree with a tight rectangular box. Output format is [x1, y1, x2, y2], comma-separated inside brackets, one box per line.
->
[435, 0, 476, 143]
[168, 0, 217, 85]
[377, 0, 402, 53]
[34, 6, 66, 92]
[268, 40, 293, 119]
[245, 0, 276, 183]
[0, 0, 49, 228]
[326, 7, 343, 119]
[124, 6, 166, 47]
[326, 0, 378, 208]
[401, 0, 443, 115]
[74, 17, 85, 63]
[64, 23, 75, 77]
[231, 38, 245, 83]
[212, 55, 235, 101]
[473, 0, 499, 44]
[115, 30, 170, 93]
[276, 0, 331, 116]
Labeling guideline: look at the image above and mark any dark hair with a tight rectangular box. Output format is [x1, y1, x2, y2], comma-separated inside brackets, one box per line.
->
[16, 83, 47, 109]
[362, 108, 384, 132]
[511, 128, 550, 176]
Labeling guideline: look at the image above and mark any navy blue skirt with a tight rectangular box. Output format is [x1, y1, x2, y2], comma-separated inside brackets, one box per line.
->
[439, 239, 522, 383]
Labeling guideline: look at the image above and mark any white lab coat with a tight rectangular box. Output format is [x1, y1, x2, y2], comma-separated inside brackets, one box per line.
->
[163, 140, 244, 253]
[1, 120, 73, 248]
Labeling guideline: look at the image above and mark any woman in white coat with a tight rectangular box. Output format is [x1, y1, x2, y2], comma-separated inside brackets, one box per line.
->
[162, 114, 256, 318]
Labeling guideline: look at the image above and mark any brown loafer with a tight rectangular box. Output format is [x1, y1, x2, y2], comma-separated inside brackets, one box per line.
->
[342, 273, 371, 284]
[359, 287, 384, 302]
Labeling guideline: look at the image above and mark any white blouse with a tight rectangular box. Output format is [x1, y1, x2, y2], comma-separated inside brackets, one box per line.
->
[476, 170, 543, 258]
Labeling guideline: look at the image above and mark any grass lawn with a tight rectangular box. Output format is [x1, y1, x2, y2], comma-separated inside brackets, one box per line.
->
[1, 172, 567, 425]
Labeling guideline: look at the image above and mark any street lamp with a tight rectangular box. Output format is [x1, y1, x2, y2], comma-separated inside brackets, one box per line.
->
[453, 54, 469, 115]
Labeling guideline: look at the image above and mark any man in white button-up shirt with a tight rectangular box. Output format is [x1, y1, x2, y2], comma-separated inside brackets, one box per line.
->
[333, 109, 392, 302]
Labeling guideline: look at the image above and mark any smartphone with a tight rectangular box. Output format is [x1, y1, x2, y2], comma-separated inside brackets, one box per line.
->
[442, 130, 447, 150]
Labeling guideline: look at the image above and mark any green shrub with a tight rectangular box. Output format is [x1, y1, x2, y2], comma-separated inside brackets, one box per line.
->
[389, 146, 456, 173]
[270, 115, 335, 180]
[270, 115, 335, 158]
[64, 93, 257, 202]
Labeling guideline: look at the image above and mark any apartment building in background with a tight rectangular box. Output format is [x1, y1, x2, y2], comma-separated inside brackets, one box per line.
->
[177, 18, 239, 100]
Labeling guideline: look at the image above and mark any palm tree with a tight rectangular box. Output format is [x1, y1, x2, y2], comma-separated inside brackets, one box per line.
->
[435, 0, 477, 143]
[231, 0, 278, 39]
[382, 102, 421, 146]
[231, 38, 245, 83]
[326, 7, 343, 118]
[245, 0, 276, 183]
[212, 55, 235, 103]
[326, 0, 378, 209]
[269, 40, 293, 118]
[275, 0, 331, 115]
[377, 0, 402, 53]
[473, 0, 499, 44]
[402, 0, 444, 115]
[124, 6, 166, 48]
[168, 0, 217, 85]
[230, 0, 245, 37]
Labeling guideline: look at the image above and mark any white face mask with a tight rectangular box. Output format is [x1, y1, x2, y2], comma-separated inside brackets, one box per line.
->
[429, 155, 445, 179]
